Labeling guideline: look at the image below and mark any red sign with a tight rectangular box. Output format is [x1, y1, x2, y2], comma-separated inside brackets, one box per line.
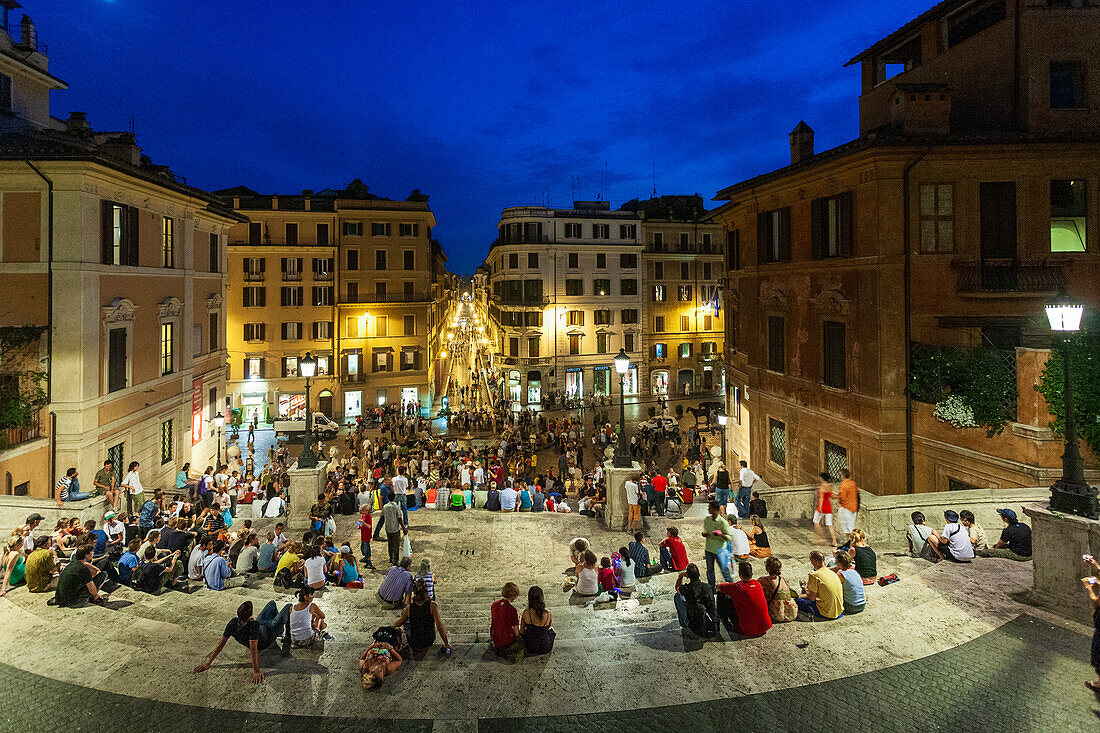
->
[191, 377, 203, 446]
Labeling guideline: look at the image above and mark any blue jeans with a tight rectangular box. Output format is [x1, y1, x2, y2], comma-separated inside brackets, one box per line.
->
[704, 551, 719, 588]
[659, 546, 676, 572]
[65, 490, 92, 502]
[715, 487, 730, 507]
[361, 540, 372, 563]
[396, 493, 408, 525]
[673, 592, 689, 628]
[795, 597, 843, 620]
[735, 487, 751, 518]
[256, 600, 291, 646]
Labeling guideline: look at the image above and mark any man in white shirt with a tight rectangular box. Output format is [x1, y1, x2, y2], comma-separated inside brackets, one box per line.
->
[930, 510, 975, 562]
[459, 462, 471, 488]
[187, 537, 212, 581]
[736, 461, 760, 520]
[473, 462, 486, 490]
[272, 523, 287, 551]
[727, 523, 751, 559]
[263, 491, 286, 517]
[103, 511, 126, 555]
[500, 484, 520, 512]
[625, 479, 641, 533]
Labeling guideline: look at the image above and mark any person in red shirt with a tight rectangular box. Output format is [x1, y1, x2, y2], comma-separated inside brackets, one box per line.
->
[598, 557, 616, 592]
[716, 561, 772, 637]
[490, 582, 524, 662]
[651, 473, 668, 517]
[658, 526, 689, 572]
[358, 511, 374, 569]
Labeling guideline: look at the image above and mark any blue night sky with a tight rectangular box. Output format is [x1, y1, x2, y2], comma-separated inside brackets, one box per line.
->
[40, 1, 930, 273]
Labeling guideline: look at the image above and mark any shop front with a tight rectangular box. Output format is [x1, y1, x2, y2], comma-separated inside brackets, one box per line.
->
[526, 370, 542, 404]
[277, 391, 305, 420]
[677, 369, 694, 396]
[344, 390, 362, 420]
[593, 366, 611, 398]
[651, 370, 669, 396]
[565, 367, 584, 398]
[240, 390, 268, 425]
[507, 370, 521, 403]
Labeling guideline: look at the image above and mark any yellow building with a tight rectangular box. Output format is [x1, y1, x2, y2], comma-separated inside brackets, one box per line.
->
[221, 183, 448, 422]
[0, 10, 239, 499]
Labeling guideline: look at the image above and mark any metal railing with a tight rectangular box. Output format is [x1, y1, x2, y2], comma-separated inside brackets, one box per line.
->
[954, 259, 1068, 294]
[1, 412, 41, 451]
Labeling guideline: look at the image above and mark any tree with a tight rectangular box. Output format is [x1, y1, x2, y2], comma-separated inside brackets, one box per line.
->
[0, 325, 48, 434]
[1035, 333, 1100, 456]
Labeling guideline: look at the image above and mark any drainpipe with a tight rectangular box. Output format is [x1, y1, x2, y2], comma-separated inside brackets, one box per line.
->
[1013, 0, 1021, 130]
[25, 160, 54, 494]
[903, 147, 931, 494]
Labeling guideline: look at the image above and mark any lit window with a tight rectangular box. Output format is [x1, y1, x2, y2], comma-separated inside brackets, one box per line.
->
[1051, 179, 1087, 252]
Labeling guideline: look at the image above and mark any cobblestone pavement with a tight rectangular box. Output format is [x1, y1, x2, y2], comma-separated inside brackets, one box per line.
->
[0, 614, 1093, 733]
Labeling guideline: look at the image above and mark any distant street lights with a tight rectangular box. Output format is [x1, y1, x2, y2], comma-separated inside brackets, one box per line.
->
[298, 352, 319, 469]
[1044, 293, 1099, 519]
[613, 348, 632, 468]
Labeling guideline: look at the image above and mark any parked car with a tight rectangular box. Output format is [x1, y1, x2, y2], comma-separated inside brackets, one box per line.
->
[637, 415, 679, 437]
[273, 412, 340, 441]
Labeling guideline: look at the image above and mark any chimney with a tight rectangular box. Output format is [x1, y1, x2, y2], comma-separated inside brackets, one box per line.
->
[890, 84, 951, 135]
[100, 132, 142, 167]
[789, 121, 815, 165]
[65, 111, 91, 137]
[18, 15, 36, 51]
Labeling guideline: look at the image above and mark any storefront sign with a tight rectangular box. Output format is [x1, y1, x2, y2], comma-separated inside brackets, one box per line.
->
[191, 377, 203, 446]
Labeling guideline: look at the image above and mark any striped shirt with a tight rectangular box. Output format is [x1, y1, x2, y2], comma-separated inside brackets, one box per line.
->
[417, 571, 435, 598]
[378, 566, 413, 604]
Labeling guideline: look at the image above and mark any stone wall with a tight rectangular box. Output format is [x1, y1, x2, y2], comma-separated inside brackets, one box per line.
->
[1023, 503, 1100, 625]
[0, 494, 110, 534]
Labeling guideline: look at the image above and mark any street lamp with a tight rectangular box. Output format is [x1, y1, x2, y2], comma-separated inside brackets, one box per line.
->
[1044, 294, 1099, 519]
[716, 411, 728, 465]
[613, 348, 632, 468]
[298, 352, 319, 469]
[212, 411, 225, 465]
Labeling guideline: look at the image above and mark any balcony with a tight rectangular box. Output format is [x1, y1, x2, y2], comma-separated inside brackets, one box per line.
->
[954, 259, 1068, 296]
[342, 373, 366, 384]
[347, 293, 432, 304]
[281, 273, 302, 282]
[314, 271, 333, 281]
[501, 356, 551, 367]
[243, 272, 264, 282]
[492, 295, 550, 307]
[1, 412, 42, 451]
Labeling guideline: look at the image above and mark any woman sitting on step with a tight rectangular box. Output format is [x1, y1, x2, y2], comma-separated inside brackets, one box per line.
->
[394, 577, 451, 656]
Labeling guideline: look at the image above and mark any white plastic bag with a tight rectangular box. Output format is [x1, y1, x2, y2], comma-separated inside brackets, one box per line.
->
[401, 534, 412, 559]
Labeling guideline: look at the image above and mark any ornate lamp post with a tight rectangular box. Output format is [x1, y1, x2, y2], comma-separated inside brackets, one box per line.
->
[298, 352, 319, 469]
[213, 411, 225, 465]
[716, 411, 728, 465]
[1044, 293, 1099, 519]
[613, 348, 632, 468]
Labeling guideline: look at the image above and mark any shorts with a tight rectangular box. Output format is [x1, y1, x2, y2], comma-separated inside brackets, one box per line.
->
[628, 504, 641, 522]
[813, 510, 833, 526]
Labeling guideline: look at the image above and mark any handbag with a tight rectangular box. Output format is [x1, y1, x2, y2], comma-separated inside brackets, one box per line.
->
[768, 576, 798, 622]
[401, 535, 412, 559]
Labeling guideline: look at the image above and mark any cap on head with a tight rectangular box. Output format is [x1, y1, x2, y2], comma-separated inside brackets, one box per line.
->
[996, 508, 1017, 522]
[944, 510, 960, 523]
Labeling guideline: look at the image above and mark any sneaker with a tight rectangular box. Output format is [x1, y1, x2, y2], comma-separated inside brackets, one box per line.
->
[321, 631, 335, 641]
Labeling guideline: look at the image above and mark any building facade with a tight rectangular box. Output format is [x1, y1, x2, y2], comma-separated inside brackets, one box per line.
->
[715, 0, 1100, 494]
[0, 9, 238, 499]
[221, 184, 448, 423]
[483, 197, 725, 406]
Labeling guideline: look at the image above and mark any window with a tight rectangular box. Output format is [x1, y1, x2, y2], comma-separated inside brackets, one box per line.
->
[568, 334, 581, 355]
[283, 356, 299, 378]
[528, 338, 540, 357]
[404, 315, 415, 336]
[703, 233, 712, 248]
[654, 261, 664, 280]
[767, 316, 785, 372]
[769, 418, 786, 467]
[375, 250, 387, 270]
[729, 309, 738, 351]
[680, 315, 691, 331]
[757, 207, 790, 263]
[528, 252, 538, 268]
[704, 315, 713, 330]
[316, 355, 330, 375]
[568, 252, 579, 268]
[653, 232, 664, 248]
[920, 184, 955, 252]
[281, 322, 302, 340]
[243, 323, 266, 341]
[346, 281, 359, 301]
[0, 73, 10, 112]
[403, 250, 415, 270]
[107, 328, 127, 393]
[399, 223, 419, 237]
[280, 286, 303, 307]
[313, 321, 333, 339]
[243, 287, 265, 307]
[565, 279, 584, 296]
[208, 233, 219, 273]
[944, 0, 1006, 48]
[160, 322, 174, 375]
[620, 279, 638, 296]
[161, 217, 174, 267]
[593, 278, 610, 295]
[508, 338, 520, 357]
[347, 249, 359, 270]
[248, 222, 262, 245]
[592, 223, 610, 239]
[1051, 179, 1088, 252]
[874, 36, 922, 85]
[679, 232, 690, 248]
[160, 420, 173, 465]
[566, 310, 584, 326]
[285, 223, 298, 245]
[654, 343, 666, 358]
[371, 222, 391, 236]
[726, 229, 741, 271]
[823, 321, 846, 389]
[523, 312, 542, 327]
[703, 262, 712, 280]
[317, 223, 329, 245]
[246, 357, 264, 378]
[678, 285, 693, 302]
[824, 441, 848, 482]
[282, 257, 303, 280]
[400, 350, 419, 371]
[374, 316, 388, 337]
[345, 315, 361, 338]
[624, 333, 635, 352]
[596, 253, 606, 268]
[312, 286, 333, 306]
[678, 343, 692, 358]
[654, 316, 665, 332]
[101, 201, 138, 266]
[653, 285, 667, 302]
[564, 223, 581, 238]
[596, 333, 609, 354]
[375, 281, 387, 297]
[343, 221, 363, 237]
[621, 309, 638, 324]
[680, 262, 689, 280]
[244, 257, 265, 280]
[208, 312, 218, 351]
[811, 192, 853, 258]
[620, 224, 636, 239]
[594, 309, 611, 325]
[313, 258, 333, 279]
[620, 253, 637, 268]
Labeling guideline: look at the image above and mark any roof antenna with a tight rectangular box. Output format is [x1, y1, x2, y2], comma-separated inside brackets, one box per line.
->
[129, 115, 135, 134]
[652, 161, 657, 198]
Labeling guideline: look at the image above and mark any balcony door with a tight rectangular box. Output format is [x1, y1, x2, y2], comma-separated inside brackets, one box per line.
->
[979, 182, 1017, 289]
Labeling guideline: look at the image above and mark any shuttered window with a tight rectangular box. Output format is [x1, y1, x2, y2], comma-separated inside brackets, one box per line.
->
[107, 328, 127, 393]
[757, 207, 790, 263]
[101, 201, 139, 266]
[823, 321, 846, 389]
[767, 316, 785, 373]
[811, 192, 853, 259]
